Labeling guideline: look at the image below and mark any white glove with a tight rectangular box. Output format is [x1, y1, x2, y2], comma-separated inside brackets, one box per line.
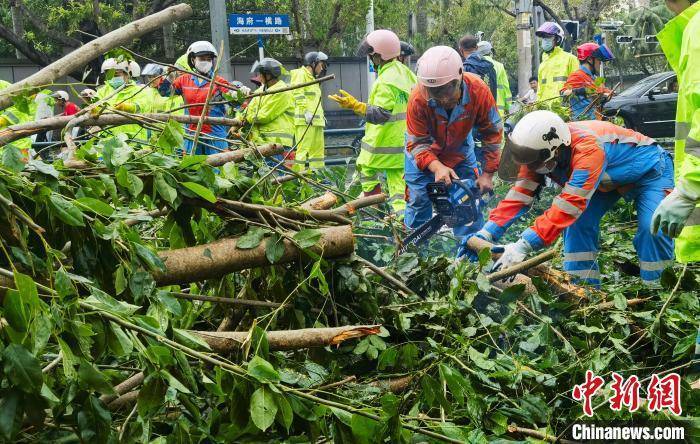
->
[304, 111, 314, 125]
[490, 238, 533, 277]
[239, 85, 251, 96]
[651, 188, 698, 238]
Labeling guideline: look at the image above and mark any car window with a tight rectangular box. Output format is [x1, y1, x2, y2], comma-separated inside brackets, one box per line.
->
[650, 76, 678, 95]
[618, 73, 670, 97]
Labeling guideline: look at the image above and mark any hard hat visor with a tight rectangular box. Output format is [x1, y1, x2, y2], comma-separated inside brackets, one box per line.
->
[594, 44, 614, 61]
[506, 135, 550, 165]
[356, 39, 375, 58]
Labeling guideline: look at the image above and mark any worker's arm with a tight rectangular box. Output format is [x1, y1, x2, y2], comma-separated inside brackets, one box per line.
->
[158, 74, 183, 97]
[406, 91, 443, 170]
[679, 58, 700, 201]
[522, 140, 605, 250]
[482, 168, 544, 241]
[245, 90, 292, 125]
[364, 82, 397, 125]
[473, 82, 504, 174]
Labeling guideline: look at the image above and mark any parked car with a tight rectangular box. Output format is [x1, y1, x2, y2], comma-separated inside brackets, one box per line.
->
[603, 71, 677, 138]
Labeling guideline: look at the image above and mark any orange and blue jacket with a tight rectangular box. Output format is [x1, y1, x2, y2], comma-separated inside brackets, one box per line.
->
[484, 120, 665, 249]
[405, 73, 503, 173]
[561, 66, 612, 120]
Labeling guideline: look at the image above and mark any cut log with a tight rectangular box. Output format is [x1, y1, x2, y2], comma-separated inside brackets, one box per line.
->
[205, 144, 283, 167]
[212, 198, 352, 225]
[301, 192, 338, 211]
[0, 113, 241, 147]
[194, 325, 381, 352]
[154, 225, 355, 285]
[332, 194, 387, 216]
[100, 371, 145, 405]
[107, 390, 139, 411]
[0, 4, 193, 111]
[371, 375, 414, 394]
[272, 174, 296, 185]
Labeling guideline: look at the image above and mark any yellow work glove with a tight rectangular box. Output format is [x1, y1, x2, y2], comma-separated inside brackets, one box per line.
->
[115, 102, 137, 113]
[328, 89, 367, 116]
[0, 115, 10, 129]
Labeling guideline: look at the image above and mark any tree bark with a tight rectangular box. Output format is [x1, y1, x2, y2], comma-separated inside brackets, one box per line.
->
[205, 144, 282, 167]
[194, 325, 381, 352]
[100, 371, 145, 405]
[0, 3, 193, 111]
[153, 225, 355, 285]
[332, 194, 387, 215]
[0, 113, 241, 146]
[301, 192, 338, 211]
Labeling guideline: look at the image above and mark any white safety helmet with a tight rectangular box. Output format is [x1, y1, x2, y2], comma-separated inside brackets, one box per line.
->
[51, 90, 69, 101]
[141, 63, 165, 77]
[101, 58, 129, 74]
[186, 41, 218, 70]
[507, 110, 571, 165]
[80, 88, 97, 100]
[129, 61, 141, 78]
[476, 41, 493, 56]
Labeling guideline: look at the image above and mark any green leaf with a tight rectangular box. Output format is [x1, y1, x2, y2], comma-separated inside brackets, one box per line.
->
[3, 290, 29, 332]
[293, 229, 322, 248]
[101, 136, 133, 168]
[477, 247, 492, 267]
[57, 338, 77, 380]
[468, 346, 495, 371]
[132, 242, 166, 273]
[179, 154, 208, 169]
[499, 284, 525, 303]
[49, 194, 85, 226]
[576, 324, 607, 334]
[613, 292, 627, 310]
[114, 265, 127, 295]
[116, 167, 143, 197]
[2, 144, 25, 172]
[351, 413, 383, 444]
[137, 375, 166, 417]
[265, 233, 285, 264]
[78, 360, 115, 395]
[107, 322, 133, 357]
[163, 370, 191, 394]
[181, 181, 216, 203]
[250, 386, 278, 432]
[2, 344, 43, 393]
[28, 159, 59, 178]
[0, 389, 20, 440]
[157, 119, 185, 151]
[247, 356, 281, 383]
[237, 227, 267, 249]
[154, 173, 177, 204]
[275, 393, 293, 432]
[55, 268, 76, 299]
[75, 197, 114, 217]
[173, 328, 212, 351]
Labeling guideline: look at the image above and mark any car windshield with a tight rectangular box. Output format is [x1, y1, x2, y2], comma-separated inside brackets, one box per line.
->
[618, 73, 671, 97]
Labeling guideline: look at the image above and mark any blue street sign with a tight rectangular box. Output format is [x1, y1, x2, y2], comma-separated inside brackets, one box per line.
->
[229, 13, 290, 35]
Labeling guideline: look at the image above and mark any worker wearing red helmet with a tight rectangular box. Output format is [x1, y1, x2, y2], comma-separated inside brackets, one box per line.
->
[561, 43, 615, 120]
[405, 45, 503, 246]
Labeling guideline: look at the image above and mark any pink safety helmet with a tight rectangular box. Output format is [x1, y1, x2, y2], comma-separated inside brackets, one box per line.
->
[535, 22, 565, 41]
[357, 30, 401, 61]
[416, 46, 464, 88]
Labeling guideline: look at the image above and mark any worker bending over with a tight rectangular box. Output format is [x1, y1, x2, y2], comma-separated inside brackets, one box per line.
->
[561, 43, 615, 120]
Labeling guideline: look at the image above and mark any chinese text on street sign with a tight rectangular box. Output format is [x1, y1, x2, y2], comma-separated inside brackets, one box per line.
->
[229, 14, 290, 35]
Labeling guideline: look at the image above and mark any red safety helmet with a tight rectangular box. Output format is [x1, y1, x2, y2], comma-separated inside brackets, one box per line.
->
[577, 43, 614, 62]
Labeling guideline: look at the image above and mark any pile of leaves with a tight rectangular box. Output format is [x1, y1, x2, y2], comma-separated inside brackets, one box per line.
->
[0, 102, 698, 444]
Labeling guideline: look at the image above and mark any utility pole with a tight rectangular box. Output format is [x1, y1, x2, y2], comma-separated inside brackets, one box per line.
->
[209, 0, 233, 80]
[515, 0, 533, 97]
[366, 0, 376, 98]
[10, 1, 23, 59]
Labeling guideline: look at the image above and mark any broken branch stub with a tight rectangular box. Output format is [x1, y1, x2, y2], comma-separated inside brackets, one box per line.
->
[205, 144, 283, 167]
[193, 325, 381, 352]
[0, 4, 193, 110]
[154, 225, 355, 285]
[301, 192, 338, 211]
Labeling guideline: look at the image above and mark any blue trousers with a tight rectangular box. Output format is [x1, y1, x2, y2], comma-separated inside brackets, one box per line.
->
[563, 152, 675, 285]
[184, 132, 228, 156]
[404, 155, 484, 253]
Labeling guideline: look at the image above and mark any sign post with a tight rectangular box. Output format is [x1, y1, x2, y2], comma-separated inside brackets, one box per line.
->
[229, 14, 291, 61]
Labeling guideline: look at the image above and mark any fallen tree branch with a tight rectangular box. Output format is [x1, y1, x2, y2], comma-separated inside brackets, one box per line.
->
[100, 371, 145, 405]
[352, 255, 416, 297]
[301, 192, 338, 211]
[507, 424, 577, 444]
[194, 325, 381, 352]
[332, 194, 387, 216]
[0, 4, 193, 111]
[107, 390, 139, 411]
[0, 113, 242, 147]
[167, 291, 282, 308]
[214, 198, 352, 225]
[205, 144, 283, 167]
[370, 375, 415, 394]
[154, 225, 355, 285]
[487, 248, 556, 283]
[0, 192, 45, 234]
[272, 174, 297, 185]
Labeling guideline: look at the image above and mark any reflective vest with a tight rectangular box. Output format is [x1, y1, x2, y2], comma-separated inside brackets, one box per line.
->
[537, 46, 579, 103]
[658, 1, 700, 262]
[358, 60, 417, 169]
[168, 73, 230, 136]
[96, 81, 153, 139]
[289, 67, 325, 127]
[484, 55, 512, 117]
[0, 80, 33, 158]
[245, 80, 295, 147]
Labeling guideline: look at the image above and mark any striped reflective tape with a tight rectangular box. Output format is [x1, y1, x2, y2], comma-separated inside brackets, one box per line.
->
[265, 132, 294, 141]
[515, 179, 540, 191]
[563, 184, 595, 199]
[361, 142, 404, 154]
[675, 122, 690, 140]
[553, 196, 583, 217]
[639, 260, 674, 272]
[566, 268, 601, 280]
[386, 112, 407, 122]
[685, 208, 700, 227]
[552, 76, 568, 82]
[505, 189, 534, 204]
[564, 251, 598, 262]
[686, 137, 700, 157]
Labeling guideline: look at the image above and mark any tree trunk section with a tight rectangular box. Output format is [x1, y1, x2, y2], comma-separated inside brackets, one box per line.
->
[154, 225, 355, 285]
[194, 325, 381, 352]
[0, 3, 193, 110]
[301, 192, 338, 211]
[205, 144, 283, 167]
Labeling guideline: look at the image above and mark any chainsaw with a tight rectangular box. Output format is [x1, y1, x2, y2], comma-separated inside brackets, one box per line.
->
[399, 179, 483, 255]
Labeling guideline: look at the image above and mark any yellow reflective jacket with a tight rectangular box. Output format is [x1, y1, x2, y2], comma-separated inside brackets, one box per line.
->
[357, 60, 417, 169]
[244, 80, 295, 147]
[658, 1, 700, 262]
[484, 55, 512, 117]
[95, 81, 153, 140]
[537, 46, 579, 103]
[289, 67, 325, 127]
[0, 80, 33, 158]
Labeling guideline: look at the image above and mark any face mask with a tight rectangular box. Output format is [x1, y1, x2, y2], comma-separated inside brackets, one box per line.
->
[540, 38, 555, 52]
[108, 77, 126, 89]
[535, 161, 557, 174]
[195, 60, 213, 74]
